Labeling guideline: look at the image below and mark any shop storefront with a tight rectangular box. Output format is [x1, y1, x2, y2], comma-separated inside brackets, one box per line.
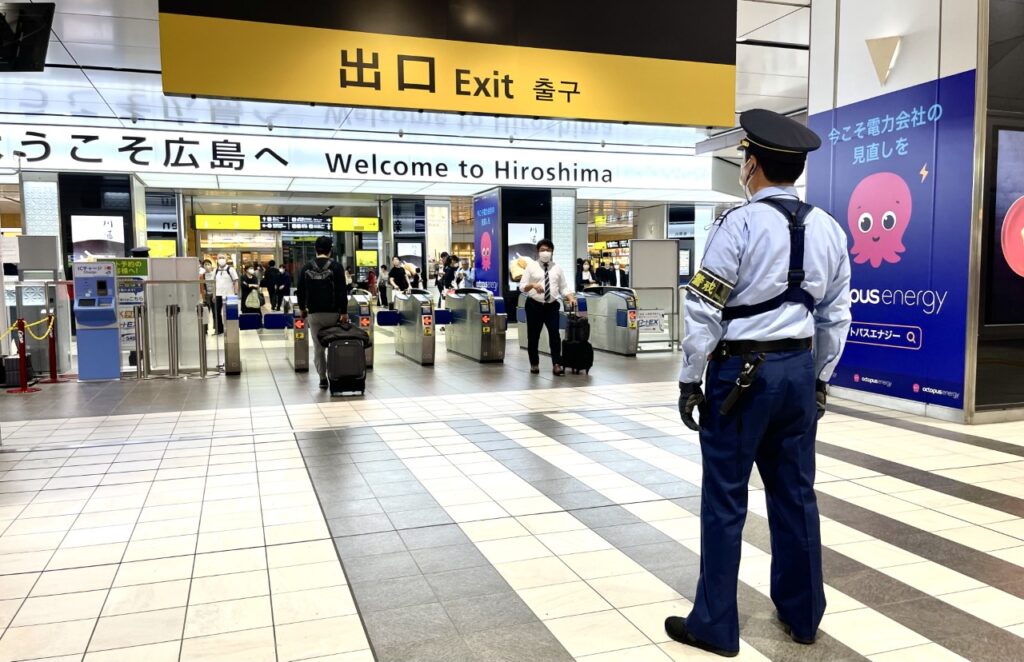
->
[193, 214, 379, 282]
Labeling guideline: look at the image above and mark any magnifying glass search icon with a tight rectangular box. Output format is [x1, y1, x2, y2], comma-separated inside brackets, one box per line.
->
[907, 330, 917, 344]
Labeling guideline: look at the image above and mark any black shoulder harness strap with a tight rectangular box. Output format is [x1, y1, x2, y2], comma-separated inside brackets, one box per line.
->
[721, 197, 816, 321]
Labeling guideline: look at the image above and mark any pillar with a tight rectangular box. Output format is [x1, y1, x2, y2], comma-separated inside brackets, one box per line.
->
[425, 199, 451, 263]
[552, 189, 576, 273]
[806, 0, 984, 422]
[633, 205, 667, 240]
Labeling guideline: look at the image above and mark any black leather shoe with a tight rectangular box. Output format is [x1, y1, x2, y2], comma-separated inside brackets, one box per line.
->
[776, 612, 815, 645]
[319, 378, 328, 390]
[664, 617, 738, 658]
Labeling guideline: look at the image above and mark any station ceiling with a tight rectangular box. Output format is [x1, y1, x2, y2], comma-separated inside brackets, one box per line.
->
[0, 0, 806, 204]
[0, 0, 808, 149]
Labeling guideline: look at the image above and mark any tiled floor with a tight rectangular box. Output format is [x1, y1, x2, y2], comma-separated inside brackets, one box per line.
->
[1, 330, 1023, 661]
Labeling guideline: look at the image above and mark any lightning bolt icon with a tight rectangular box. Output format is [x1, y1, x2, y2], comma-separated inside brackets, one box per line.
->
[920, 163, 929, 183]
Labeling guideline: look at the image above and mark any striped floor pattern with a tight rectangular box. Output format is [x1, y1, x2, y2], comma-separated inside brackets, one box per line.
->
[1, 391, 1023, 661]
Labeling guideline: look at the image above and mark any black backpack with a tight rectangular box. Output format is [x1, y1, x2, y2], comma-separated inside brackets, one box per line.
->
[304, 259, 336, 312]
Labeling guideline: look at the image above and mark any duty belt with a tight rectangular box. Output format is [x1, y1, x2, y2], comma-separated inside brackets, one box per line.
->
[713, 337, 812, 360]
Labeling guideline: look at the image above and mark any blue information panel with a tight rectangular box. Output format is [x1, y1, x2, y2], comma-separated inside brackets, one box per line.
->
[473, 188, 502, 295]
[807, 70, 976, 408]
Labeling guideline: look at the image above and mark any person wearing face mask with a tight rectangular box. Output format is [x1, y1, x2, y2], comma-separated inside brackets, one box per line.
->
[519, 239, 575, 375]
[200, 259, 216, 333]
[665, 109, 852, 657]
[241, 264, 262, 314]
[211, 254, 239, 335]
[578, 260, 594, 290]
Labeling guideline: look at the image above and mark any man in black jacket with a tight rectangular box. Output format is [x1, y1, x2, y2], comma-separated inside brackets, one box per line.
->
[264, 260, 283, 310]
[611, 263, 630, 288]
[297, 236, 348, 389]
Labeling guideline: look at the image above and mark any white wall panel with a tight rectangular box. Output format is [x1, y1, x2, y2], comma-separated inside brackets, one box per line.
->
[836, 0, 941, 107]
[940, 0, 980, 77]
[811, 0, 979, 112]
[809, 0, 838, 114]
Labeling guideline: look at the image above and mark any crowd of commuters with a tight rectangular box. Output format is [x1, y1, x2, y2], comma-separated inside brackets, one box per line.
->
[201, 247, 479, 332]
[575, 258, 629, 290]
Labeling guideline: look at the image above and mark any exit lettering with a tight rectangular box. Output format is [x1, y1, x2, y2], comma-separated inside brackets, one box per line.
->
[455, 69, 515, 99]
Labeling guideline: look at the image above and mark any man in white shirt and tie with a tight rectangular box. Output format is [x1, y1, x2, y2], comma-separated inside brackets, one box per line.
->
[519, 238, 575, 376]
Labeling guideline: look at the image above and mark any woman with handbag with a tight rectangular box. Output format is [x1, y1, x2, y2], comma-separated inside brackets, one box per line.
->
[241, 264, 263, 314]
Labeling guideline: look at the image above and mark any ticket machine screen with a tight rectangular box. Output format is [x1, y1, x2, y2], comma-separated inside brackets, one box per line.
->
[97, 281, 109, 296]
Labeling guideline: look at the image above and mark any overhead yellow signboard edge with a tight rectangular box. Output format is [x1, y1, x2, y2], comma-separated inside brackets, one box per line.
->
[195, 215, 261, 230]
[159, 13, 735, 128]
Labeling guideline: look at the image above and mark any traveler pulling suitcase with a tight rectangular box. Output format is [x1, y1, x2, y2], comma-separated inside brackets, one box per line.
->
[561, 304, 593, 375]
[317, 322, 371, 396]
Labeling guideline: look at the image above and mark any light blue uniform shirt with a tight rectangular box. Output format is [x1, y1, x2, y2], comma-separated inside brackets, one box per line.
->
[679, 186, 852, 384]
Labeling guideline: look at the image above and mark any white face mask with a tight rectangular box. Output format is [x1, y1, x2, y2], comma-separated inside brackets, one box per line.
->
[217, 258, 227, 267]
[538, 251, 553, 264]
[247, 269, 255, 276]
[739, 159, 756, 202]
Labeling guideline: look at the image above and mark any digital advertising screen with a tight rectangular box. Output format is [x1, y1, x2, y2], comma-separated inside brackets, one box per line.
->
[473, 189, 501, 295]
[71, 215, 125, 262]
[356, 250, 378, 268]
[396, 242, 423, 270]
[506, 222, 543, 291]
[987, 129, 1024, 324]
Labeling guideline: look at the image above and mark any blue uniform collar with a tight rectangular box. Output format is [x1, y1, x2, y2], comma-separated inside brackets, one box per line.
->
[750, 186, 799, 203]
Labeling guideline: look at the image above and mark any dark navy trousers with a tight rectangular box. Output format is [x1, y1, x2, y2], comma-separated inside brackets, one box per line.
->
[686, 349, 825, 652]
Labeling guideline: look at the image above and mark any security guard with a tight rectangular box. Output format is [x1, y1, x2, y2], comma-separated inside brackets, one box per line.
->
[664, 109, 852, 657]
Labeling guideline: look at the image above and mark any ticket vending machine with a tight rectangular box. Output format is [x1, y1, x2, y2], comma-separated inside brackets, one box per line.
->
[72, 262, 121, 380]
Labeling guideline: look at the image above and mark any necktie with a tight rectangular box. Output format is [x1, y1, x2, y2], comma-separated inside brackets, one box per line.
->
[544, 263, 551, 303]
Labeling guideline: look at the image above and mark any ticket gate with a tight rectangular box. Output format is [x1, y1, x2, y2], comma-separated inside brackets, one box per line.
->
[377, 289, 452, 366]
[444, 288, 507, 363]
[516, 297, 588, 355]
[285, 311, 309, 371]
[348, 288, 375, 368]
[578, 286, 640, 356]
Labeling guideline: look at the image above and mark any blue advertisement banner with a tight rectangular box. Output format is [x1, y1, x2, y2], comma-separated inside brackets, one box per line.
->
[473, 188, 502, 295]
[807, 69, 976, 409]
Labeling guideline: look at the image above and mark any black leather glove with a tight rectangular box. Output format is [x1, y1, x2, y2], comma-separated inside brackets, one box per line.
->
[816, 380, 827, 420]
[678, 382, 707, 432]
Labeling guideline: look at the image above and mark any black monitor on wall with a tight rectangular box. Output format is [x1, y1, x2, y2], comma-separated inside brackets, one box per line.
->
[0, 3, 54, 72]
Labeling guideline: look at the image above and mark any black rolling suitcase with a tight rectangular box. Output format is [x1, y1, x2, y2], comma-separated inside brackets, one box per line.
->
[561, 306, 593, 375]
[327, 339, 366, 395]
[318, 322, 370, 395]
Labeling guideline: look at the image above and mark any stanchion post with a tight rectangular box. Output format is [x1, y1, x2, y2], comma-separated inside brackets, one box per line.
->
[7, 318, 41, 394]
[166, 304, 180, 378]
[196, 302, 208, 378]
[39, 314, 67, 384]
[134, 305, 145, 380]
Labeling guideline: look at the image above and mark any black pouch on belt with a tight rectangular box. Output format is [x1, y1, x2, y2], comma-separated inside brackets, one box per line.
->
[720, 353, 766, 416]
